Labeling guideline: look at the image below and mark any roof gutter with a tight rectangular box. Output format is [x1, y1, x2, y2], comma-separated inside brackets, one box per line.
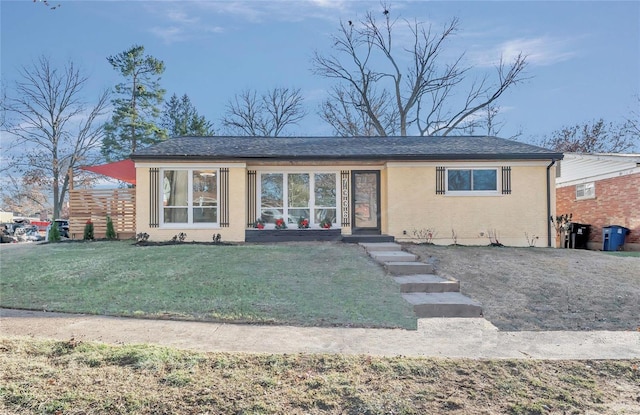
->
[131, 153, 564, 162]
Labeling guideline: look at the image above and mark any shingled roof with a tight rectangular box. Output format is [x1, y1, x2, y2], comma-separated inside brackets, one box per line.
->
[132, 136, 563, 161]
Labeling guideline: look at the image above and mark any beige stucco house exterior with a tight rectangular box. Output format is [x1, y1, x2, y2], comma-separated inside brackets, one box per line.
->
[131, 136, 562, 247]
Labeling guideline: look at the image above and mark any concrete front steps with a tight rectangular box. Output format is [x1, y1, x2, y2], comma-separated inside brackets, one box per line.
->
[360, 242, 483, 318]
[403, 292, 483, 318]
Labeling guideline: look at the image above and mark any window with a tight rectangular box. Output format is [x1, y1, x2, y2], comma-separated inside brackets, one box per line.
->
[576, 182, 595, 200]
[258, 172, 337, 227]
[162, 169, 218, 225]
[447, 169, 498, 193]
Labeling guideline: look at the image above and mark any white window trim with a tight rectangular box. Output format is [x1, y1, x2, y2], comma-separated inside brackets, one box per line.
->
[257, 170, 340, 229]
[445, 167, 501, 196]
[576, 182, 595, 200]
[160, 167, 220, 228]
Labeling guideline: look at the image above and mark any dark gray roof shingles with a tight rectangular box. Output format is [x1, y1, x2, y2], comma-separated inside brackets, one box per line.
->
[132, 136, 562, 161]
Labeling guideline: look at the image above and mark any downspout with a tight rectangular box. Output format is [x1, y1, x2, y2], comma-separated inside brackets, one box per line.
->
[546, 159, 557, 247]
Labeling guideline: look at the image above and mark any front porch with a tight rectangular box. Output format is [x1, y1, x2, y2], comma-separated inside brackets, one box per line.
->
[245, 228, 342, 242]
[245, 228, 395, 243]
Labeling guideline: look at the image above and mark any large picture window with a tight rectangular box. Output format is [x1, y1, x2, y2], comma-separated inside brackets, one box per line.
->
[447, 169, 498, 193]
[258, 172, 337, 227]
[162, 169, 218, 225]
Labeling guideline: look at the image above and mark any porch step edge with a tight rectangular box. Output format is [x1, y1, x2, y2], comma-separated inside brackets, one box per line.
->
[393, 275, 460, 293]
[402, 292, 483, 318]
[385, 261, 434, 275]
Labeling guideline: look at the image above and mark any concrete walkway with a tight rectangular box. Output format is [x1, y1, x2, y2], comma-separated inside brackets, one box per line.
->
[1, 309, 638, 359]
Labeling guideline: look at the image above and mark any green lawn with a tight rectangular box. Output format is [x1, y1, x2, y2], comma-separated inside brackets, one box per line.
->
[0, 241, 416, 329]
[604, 251, 640, 257]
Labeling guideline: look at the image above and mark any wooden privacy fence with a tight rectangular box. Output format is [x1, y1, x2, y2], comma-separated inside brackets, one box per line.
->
[68, 188, 136, 239]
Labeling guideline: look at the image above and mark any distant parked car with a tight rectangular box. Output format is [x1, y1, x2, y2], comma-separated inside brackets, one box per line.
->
[25, 227, 44, 242]
[0, 223, 15, 243]
[54, 219, 69, 238]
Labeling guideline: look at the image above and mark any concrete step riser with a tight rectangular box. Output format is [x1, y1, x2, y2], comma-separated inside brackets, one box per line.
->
[369, 252, 417, 263]
[402, 292, 483, 318]
[385, 262, 434, 275]
[411, 303, 483, 318]
[400, 281, 459, 293]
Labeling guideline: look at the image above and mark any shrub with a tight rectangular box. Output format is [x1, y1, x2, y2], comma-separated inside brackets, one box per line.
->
[83, 220, 94, 240]
[105, 216, 116, 240]
[48, 222, 61, 242]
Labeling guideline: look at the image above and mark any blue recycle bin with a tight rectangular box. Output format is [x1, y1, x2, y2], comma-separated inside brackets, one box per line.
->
[602, 226, 630, 251]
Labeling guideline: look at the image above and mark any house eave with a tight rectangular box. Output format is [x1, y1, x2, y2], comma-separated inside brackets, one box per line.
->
[131, 153, 564, 163]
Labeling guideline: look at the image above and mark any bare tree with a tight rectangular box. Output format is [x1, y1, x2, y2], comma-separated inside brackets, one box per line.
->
[0, 175, 49, 217]
[312, 7, 528, 136]
[540, 119, 636, 153]
[463, 103, 523, 140]
[2, 56, 109, 219]
[622, 96, 640, 151]
[222, 87, 306, 137]
[320, 85, 399, 136]
[34, 0, 61, 10]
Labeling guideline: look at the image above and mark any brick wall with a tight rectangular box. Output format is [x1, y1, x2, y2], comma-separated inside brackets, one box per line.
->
[556, 172, 640, 247]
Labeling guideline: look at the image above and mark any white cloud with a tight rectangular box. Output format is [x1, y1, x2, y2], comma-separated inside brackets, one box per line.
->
[473, 36, 578, 67]
[166, 9, 200, 24]
[149, 26, 188, 44]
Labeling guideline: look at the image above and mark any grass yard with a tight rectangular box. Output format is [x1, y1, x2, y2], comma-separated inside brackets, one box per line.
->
[1, 337, 638, 415]
[605, 251, 640, 257]
[0, 241, 416, 329]
[404, 244, 640, 331]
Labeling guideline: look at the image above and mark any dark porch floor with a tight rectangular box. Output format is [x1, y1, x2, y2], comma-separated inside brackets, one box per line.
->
[245, 229, 394, 243]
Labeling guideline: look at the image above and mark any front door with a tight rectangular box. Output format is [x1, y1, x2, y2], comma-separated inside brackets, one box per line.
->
[351, 171, 381, 234]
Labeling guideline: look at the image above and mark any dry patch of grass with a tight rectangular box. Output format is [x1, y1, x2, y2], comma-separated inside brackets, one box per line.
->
[1, 337, 638, 414]
[404, 244, 640, 331]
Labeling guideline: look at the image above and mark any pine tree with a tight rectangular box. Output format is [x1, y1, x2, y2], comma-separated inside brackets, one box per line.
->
[161, 93, 214, 137]
[48, 222, 60, 242]
[105, 216, 116, 240]
[102, 45, 166, 161]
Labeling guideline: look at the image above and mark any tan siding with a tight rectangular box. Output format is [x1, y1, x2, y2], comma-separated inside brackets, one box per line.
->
[387, 164, 551, 247]
[135, 165, 247, 243]
[135, 160, 554, 246]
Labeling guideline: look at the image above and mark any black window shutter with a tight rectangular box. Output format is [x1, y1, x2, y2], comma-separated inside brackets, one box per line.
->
[247, 170, 257, 227]
[149, 168, 159, 227]
[502, 166, 512, 195]
[220, 168, 229, 227]
[436, 166, 446, 194]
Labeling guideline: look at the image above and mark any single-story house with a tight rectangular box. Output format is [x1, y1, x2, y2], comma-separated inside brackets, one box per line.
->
[556, 152, 640, 251]
[131, 136, 563, 247]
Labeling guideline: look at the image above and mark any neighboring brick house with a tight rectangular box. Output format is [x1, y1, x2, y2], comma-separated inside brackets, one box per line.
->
[556, 153, 640, 251]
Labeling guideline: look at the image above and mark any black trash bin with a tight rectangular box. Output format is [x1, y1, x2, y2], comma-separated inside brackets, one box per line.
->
[567, 223, 591, 249]
[602, 226, 630, 251]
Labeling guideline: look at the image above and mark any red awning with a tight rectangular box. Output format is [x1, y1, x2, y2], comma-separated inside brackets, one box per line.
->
[80, 159, 136, 185]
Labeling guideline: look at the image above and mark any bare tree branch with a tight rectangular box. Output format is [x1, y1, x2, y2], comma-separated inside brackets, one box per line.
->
[312, 6, 528, 137]
[2, 56, 110, 218]
[540, 119, 637, 153]
[222, 88, 306, 137]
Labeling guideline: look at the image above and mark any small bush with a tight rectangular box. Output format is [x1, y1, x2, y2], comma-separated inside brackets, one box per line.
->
[48, 223, 61, 242]
[83, 220, 94, 241]
[105, 216, 116, 240]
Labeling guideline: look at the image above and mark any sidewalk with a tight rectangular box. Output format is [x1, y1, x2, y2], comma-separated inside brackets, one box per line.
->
[1, 309, 638, 359]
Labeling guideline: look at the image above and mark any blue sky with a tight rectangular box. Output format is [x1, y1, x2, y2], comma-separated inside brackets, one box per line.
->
[1, 0, 639, 144]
